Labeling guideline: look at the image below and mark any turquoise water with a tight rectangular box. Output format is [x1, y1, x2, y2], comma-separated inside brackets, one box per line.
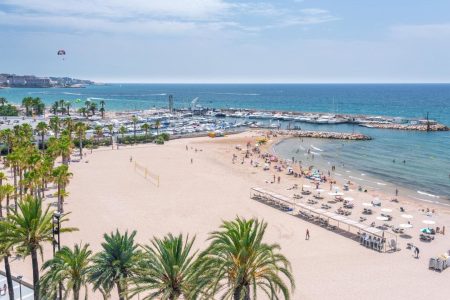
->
[1, 84, 449, 199]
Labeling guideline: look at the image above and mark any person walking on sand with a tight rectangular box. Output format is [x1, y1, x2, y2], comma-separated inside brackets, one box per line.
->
[414, 246, 420, 258]
[395, 188, 398, 197]
[130, 156, 132, 163]
[306, 229, 310, 240]
[277, 176, 280, 184]
[191, 158, 193, 164]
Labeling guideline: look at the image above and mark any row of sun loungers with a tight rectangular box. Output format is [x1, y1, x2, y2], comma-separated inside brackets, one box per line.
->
[362, 208, 373, 215]
[335, 208, 351, 216]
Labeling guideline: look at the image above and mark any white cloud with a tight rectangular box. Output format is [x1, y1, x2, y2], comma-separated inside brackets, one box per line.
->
[0, 1, 338, 35]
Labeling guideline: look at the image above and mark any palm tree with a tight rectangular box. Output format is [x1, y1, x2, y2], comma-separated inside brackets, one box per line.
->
[119, 125, 127, 140]
[0, 196, 77, 300]
[128, 234, 199, 300]
[100, 100, 106, 119]
[0, 97, 7, 106]
[0, 171, 7, 186]
[74, 122, 87, 159]
[132, 116, 138, 144]
[94, 125, 103, 143]
[196, 217, 295, 300]
[154, 120, 161, 135]
[107, 124, 114, 149]
[40, 243, 92, 300]
[52, 165, 72, 213]
[78, 107, 87, 117]
[141, 123, 150, 141]
[66, 101, 72, 116]
[36, 121, 48, 151]
[0, 228, 15, 300]
[88, 230, 141, 300]
[49, 116, 60, 139]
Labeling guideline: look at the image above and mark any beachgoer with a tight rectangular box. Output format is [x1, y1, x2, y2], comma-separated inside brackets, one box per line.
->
[414, 247, 419, 258]
[306, 229, 310, 240]
[130, 156, 132, 162]
[186, 145, 188, 151]
[443, 226, 446, 235]
[191, 158, 193, 164]
[395, 188, 398, 196]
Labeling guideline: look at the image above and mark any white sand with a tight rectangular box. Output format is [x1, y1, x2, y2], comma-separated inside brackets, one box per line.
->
[4, 132, 450, 299]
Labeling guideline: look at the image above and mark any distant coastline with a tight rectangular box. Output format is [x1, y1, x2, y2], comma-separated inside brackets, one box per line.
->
[0, 73, 94, 88]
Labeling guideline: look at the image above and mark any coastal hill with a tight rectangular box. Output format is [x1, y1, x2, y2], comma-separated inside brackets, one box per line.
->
[0, 73, 94, 88]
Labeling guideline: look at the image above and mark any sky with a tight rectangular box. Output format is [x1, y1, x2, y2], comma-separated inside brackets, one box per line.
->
[1, 0, 450, 83]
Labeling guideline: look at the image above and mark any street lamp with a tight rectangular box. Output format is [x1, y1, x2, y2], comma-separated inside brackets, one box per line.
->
[52, 211, 62, 299]
[17, 275, 23, 300]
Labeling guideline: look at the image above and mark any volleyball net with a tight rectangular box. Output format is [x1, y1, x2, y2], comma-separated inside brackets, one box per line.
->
[133, 161, 160, 187]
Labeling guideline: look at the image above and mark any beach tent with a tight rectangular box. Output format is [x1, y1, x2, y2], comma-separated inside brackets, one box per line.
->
[420, 228, 432, 234]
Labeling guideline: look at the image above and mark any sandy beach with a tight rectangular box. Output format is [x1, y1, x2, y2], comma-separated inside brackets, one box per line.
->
[4, 131, 450, 299]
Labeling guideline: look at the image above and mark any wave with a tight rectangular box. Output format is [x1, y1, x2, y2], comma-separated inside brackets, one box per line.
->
[86, 97, 149, 104]
[349, 176, 365, 181]
[310, 151, 321, 156]
[417, 191, 440, 198]
[311, 145, 323, 152]
[63, 92, 82, 96]
[376, 182, 387, 186]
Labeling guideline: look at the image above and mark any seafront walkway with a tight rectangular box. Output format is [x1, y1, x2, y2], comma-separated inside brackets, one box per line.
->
[0, 273, 34, 300]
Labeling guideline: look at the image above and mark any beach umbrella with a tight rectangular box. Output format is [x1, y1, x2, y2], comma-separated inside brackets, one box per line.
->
[381, 208, 392, 213]
[316, 188, 325, 192]
[401, 214, 413, 219]
[399, 223, 413, 229]
[362, 202, 373, 207]
[376, 216, 389, 221]
[372, 197, 381, 205]
[344, 197, 354, 201]
[422, 220, 436, 225]
[303, 185, 311, 188]
[420, 228, 432, 234]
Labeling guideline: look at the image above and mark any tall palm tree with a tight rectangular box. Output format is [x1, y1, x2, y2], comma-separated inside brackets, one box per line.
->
[132, 116, 138, 144]
[0, 196, 77, 300]
[119, 125, 127, 140]
[141, 123, 150, 141]
[35, 121, 48, 151]
[107, 124, 114, 149]
[0, 228, 15, 300]
[128, 234, 199, 300]
[196, 217, 295, 300]
[100, 100, 106, 119]
[74, 122, 87, 159]
[88, 230, 141, 300]
[0, 97, 7, 106]
[40, 243, 92, 300]
[49, 116, 60, 139]
[94, 125, 103, 143]
[154, 120, 161, 135]
[52, 165, 72, 213]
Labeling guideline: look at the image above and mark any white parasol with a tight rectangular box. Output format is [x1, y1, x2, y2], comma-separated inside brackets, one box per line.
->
[422, 220, 436, 225]
[399, 223, 413, 229]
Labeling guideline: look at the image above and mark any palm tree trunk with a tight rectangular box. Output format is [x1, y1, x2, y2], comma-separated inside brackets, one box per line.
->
[41, 133, 45, 151]
[57, 184, 61, 212]
[4, 256, 15, 300]
[79, 135, 83, 159]
[117, 283, 124, 300]
[233, 285, 250, 300]
[6, 194, 10, 214]
[31, 248, 40, 300]
[73, 284, 80, 300]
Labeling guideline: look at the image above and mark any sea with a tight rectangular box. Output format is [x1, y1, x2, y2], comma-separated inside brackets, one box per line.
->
[1, 84, 449, 202]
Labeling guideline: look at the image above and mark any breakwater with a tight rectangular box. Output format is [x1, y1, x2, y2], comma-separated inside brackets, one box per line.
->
[360, 123, 449, 131]
[269, 130, 371, 140]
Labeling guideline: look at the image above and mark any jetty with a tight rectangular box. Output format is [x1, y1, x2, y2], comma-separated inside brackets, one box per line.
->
[360, 123, 449, 131]
[270, 130, 371, 140]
